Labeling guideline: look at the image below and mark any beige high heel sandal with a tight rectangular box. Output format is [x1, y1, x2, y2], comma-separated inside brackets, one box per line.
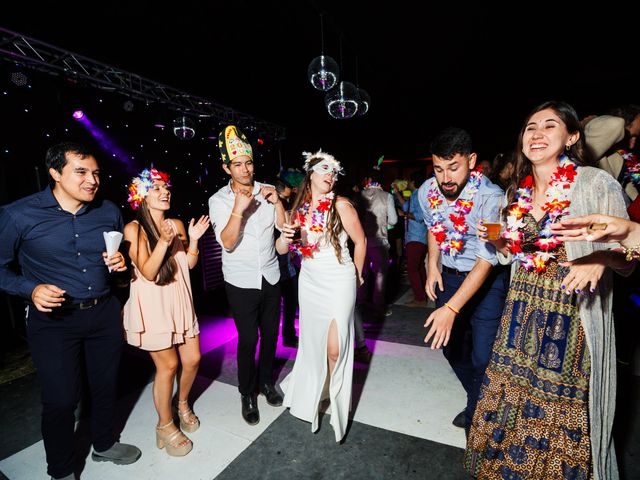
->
[156, 421, 193, 457]
[176, 399, 200, 433]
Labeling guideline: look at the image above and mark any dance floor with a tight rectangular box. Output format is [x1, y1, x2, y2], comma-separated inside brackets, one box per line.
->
[1, 287, 639, 479]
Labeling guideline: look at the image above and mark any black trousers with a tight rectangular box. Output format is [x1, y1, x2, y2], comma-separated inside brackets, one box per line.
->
[26, 295, 123, 479]
[225, 277, 281, 395]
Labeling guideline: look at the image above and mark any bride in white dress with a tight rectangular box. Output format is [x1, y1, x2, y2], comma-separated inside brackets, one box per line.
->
[277, 150, 366, 442]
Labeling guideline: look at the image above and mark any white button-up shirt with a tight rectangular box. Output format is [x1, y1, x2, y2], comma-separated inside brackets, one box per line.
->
[209, 180, 280, 289]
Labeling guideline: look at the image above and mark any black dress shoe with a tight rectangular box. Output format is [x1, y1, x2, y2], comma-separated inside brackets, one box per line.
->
[241, 394, 260, 425]
[452, 409, 467, 429]
[282, 336, 299, 348]
[260, 383, 284, 407]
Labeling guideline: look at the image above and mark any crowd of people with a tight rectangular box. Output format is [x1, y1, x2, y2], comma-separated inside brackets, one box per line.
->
[0, 100, 639, 479]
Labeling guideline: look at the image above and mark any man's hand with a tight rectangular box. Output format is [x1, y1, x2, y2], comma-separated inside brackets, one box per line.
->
[233, 189, 254, 214]
[103, 251, 127, 272]
[425, 268, 443, 301]
[31, 284, 65, 312]
[260, 186, 280, 205]
[424, 306, 456, 349]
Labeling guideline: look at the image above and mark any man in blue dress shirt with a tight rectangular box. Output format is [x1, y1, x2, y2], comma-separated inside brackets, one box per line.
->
[418, 128, 508, 433]
[0, 143, 141, 480]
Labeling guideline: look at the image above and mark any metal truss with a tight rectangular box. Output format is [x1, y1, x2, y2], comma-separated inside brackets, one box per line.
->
[0, 27, 286, 140]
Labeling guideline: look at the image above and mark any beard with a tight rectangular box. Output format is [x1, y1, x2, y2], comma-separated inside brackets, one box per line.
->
[436, 175, 469, 200]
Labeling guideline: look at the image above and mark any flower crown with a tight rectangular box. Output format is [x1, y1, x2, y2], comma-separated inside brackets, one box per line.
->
[302, 149, 344, 176]
[127, 168, 171, 210]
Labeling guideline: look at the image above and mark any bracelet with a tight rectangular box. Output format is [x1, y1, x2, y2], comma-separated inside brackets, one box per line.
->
[187, 248, 199, 256]
[444, 302, 460, 315]
[621, 244, 640, 261]
[230, 212, 243, 219]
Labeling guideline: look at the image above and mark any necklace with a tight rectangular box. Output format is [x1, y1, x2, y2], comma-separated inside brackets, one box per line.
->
[289, 192, 334, 257]
[426, 170, 483, 256]
[502, 155, 577, 272]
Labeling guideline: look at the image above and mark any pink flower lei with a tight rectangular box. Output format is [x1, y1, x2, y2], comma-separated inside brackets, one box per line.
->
[427, 170, 483, 256]
[289, 192, 334, 258]
[502, 155, 577, 272]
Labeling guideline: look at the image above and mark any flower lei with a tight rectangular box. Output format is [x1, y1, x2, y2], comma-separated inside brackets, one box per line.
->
[618, 149, 640, 187]
[289, 192, 334, 257]
[427, 170, 483, 256]
[502, 155, 577, 272]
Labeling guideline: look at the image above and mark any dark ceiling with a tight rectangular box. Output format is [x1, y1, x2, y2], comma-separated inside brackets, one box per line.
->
[1, 1, 636, 166]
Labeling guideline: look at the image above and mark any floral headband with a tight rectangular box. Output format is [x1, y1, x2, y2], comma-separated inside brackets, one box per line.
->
[127, 168, 171, 210]
[302, 149, 344, 176]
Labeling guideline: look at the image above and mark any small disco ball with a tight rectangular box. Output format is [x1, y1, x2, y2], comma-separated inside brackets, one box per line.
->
[172, 116, 196, 140]
[307, 55, 339, 91]
[325, 81, 360, 119]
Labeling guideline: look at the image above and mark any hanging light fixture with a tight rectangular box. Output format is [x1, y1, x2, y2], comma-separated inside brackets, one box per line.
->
[325, 81, 360, 119]
[324, 37, 360, 119]
[356, 88, 370, 116]
[172, 116, 196, 140]
[307, 15, 339, 91]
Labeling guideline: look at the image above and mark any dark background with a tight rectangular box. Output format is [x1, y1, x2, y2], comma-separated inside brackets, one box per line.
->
[2, 1, 637, 200]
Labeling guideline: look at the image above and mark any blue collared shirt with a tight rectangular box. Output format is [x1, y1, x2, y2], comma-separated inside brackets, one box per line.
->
[418, 175, 503, 271]
[403, 189, 428, 245]
[0, 187, 124, 300]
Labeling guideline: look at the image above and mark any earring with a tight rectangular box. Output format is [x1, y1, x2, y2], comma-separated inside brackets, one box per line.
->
[565, 143, 572, 151]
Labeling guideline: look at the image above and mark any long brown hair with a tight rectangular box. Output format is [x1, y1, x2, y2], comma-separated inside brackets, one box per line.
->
[291, 157, 346, 263]
[136, 201, 177, 285]
[505, 100, 593, 208]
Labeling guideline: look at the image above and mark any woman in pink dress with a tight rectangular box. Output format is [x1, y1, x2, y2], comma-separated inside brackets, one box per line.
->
[123, 168, 210, 457]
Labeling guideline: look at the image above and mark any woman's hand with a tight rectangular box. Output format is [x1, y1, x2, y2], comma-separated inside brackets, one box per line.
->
[188, 215, 210, 241]
[159, 219, 176, 245]
[279, 223, 296, 244]
[476, 220, 508, 250]
[550, 214, 639, 246]
[559, 250, 609, 294]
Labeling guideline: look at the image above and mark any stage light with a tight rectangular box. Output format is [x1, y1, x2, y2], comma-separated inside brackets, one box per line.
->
[72, 110, 85, 120]
[10, 72, 28, 87]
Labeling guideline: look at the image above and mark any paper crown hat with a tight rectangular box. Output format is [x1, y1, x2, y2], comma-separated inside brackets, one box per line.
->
[218, 125, 253, 164]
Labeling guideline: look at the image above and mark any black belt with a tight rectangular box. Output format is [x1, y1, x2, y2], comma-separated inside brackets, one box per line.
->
[60, 294, 110, 310]
[442, 265, 469, 277]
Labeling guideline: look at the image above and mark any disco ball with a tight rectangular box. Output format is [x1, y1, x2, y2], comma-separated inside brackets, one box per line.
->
[307, 55, 339, 91]
[173, 116, 196, 140]
[325, 81, 360, 119]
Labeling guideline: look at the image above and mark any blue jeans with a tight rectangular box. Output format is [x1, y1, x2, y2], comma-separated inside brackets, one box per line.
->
[436, 266, 508, 426]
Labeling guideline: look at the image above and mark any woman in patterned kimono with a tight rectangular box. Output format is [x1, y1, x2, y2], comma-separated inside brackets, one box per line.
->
[467, 101, 631, 480]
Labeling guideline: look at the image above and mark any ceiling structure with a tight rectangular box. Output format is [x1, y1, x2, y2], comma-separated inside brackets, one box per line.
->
[1, 1, 636, 167]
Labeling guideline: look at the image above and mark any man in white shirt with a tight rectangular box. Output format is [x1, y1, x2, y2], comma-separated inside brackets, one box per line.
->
[209, 126, 285, 425]
[357, 169, 398, 320]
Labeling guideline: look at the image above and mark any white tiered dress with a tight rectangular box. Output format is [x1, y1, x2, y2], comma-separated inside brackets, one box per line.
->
[280, 229, 356, 442]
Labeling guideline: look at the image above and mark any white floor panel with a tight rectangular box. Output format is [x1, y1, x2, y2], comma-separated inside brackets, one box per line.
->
[353, 339, 467, 448]
[0, 379, 285, 480]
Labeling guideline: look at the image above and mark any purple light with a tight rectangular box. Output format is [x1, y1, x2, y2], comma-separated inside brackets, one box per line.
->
[72, 110, 84, 120]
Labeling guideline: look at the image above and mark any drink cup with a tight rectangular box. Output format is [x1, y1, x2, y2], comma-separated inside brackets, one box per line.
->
[285, 210, 302, 241]
[480, 194, 503, 241]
